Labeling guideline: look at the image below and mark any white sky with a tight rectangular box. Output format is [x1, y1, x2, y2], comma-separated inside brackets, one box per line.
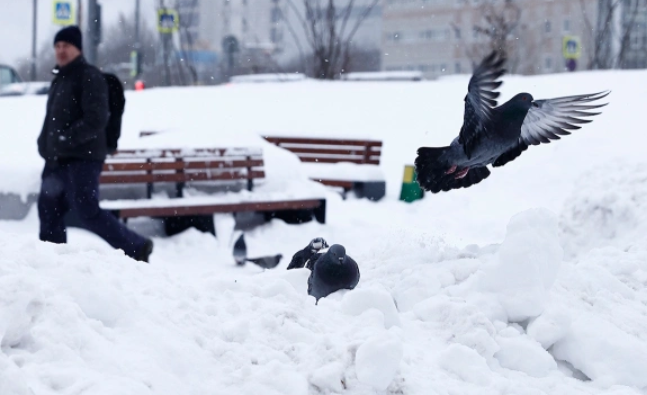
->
[0, 0, 157, 66]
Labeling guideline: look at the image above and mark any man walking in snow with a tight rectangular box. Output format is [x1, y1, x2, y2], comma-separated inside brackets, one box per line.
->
[36, 26, 153, 262]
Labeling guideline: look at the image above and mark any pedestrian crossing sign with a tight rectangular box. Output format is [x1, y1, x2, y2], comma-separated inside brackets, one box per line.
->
[53, 1, 75, 26]
[562, 36, 581, 60]
[157, 9, 179, 34]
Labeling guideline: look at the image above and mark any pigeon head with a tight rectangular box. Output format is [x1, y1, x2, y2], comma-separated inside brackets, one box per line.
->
[310, 237, 329, 252]
[327, 244, 346, 263]
[511, 93, 535, 110]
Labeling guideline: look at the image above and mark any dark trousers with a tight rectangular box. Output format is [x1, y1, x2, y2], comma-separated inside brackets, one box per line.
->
[38, 159, 147, 258]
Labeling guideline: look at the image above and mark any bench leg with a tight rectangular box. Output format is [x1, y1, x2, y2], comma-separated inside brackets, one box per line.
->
[352, 181, 386, 201]
[314, 199, 326, 224]
[163, 215, 216, 237]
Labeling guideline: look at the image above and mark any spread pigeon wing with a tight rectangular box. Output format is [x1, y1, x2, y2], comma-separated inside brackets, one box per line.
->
[493, 91, 609, 167]
[458, 51, 506, 158]
[520, 91, 609, 146]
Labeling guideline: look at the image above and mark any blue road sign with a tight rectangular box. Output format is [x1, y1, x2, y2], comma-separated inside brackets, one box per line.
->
[53, 1, 75, 26]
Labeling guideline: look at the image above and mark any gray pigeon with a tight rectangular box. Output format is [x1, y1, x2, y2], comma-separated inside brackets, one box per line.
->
[287, 237, 329, 270]
[246, 254, 283, 269]
[232, 233, 283, 269]
[307, 244, 360, 303]
[415, 51, 610, 193]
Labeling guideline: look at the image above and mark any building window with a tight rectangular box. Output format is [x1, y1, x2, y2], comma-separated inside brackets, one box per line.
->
[455, 62, 461, 73]
[271, 27, 283, 44]
[545, 57, 553, 70]
[271, 7, 282, 22]
[563, 19, 570, 32]
[454, 28, 461, 39]
[545, 20, 551, 33]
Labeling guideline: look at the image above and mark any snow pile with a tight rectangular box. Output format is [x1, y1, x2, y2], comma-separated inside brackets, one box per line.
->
[477, 208, 563, 322]
[2, 199, 647, 393]
[0, 229, 407, 394]
[560, 160, 647, 258]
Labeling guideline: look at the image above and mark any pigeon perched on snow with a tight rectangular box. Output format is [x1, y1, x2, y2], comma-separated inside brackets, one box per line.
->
[246, 254, 283, 269]
[287, 237, 329, 270]
[307, 244, 360, 303]
[415, 51, 610, 193]
[232, 233, 283, 269]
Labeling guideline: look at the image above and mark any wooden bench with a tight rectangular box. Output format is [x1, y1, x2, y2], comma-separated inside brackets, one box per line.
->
[98, 148, 326, 236]
[262, 136, 386, 201]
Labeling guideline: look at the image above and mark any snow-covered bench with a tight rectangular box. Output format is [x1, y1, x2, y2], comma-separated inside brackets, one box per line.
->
[262, 136, 386, 201]
[98, 148, 326, 236]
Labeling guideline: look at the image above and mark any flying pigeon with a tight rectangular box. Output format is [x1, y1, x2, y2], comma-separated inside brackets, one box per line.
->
[307, 244, 360, 303]
[415, 51, 610, 193]
[232, 233, 283, 269]
[287, 237, 329, 270]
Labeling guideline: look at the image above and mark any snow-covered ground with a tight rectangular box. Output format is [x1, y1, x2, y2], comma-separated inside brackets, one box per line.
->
[1, 70, 647, 394]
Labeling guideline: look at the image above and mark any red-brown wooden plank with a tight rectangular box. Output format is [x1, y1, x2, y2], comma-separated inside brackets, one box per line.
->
[114, 199, 323, 218]
[103, 159, 264, 172]
[298, 157, 380, 165]
[264, 136, 382, 147]
[100, 170, 265, 184]
[313, 179, 354, 189]
[277, 147, 370, 156]
[111, 148, 262, 159]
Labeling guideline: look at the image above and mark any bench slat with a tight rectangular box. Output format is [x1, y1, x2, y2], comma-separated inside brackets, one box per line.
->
[112, 148, 262, 158]
[299, 157, 380, 165]
[100, 170, 266, 184]
[103, 159, 264, 172]
[264, 136, 382, 147]
[275, 147, 378, 156]
[313, 179, 354, 189]
[112, 199, 323, 218]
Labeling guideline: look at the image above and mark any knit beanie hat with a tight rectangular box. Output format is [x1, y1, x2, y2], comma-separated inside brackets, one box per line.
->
[54, 26, 83, 51]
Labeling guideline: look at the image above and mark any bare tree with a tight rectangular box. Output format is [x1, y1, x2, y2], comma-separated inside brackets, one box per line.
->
[580, 0, 645, 69]
[97, 13, 159, 85]
[284, 0, 380, 79]
[175, 0, 198, 84]
[15, 42, 56, 81]
[470, 0, 522, 70]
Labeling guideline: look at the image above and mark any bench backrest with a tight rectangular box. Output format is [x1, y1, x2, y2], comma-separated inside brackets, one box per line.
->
[263, 136, 382, 165]
[101, 148, 265, 197]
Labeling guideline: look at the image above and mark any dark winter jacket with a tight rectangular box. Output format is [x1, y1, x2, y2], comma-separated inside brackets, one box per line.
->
[37, 56, 109, 162]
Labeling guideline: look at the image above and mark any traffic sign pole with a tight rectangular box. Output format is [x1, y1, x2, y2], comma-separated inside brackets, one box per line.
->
[85, 0, 101, 65]
[31, 0, 37, 81]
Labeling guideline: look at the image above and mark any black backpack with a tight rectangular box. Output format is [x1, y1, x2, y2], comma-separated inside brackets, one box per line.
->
[103, 73, 126, 153]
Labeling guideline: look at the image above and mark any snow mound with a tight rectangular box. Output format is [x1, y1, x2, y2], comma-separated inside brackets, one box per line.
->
[354, 331, 403, 390]
[560, 161, 647, 258]
[478, 208, 563, 322]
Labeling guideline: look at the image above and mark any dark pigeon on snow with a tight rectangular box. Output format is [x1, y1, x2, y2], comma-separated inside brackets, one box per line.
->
[287, 237, 329, 270]
[307, 244, 360, 303]
[415, 50, 610, 193]
[233, 233, 247, 266]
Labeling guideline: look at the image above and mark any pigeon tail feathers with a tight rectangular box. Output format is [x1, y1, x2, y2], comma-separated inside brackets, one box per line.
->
[415, 146, 454, 193]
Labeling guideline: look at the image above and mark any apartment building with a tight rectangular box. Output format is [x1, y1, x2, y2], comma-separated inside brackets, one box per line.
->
[381, 0, 599, 78]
